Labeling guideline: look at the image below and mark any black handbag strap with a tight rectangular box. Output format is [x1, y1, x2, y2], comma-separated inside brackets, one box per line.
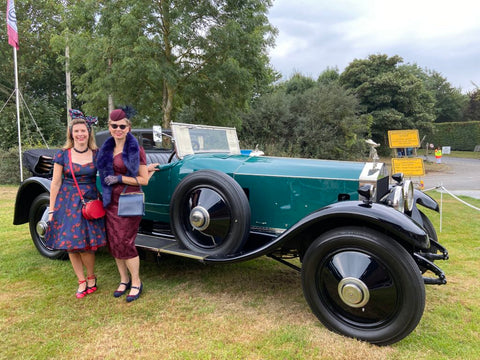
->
[68, 149, 86, 205]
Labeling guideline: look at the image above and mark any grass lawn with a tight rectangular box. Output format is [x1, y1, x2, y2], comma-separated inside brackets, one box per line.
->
[1, 185, 479, 359]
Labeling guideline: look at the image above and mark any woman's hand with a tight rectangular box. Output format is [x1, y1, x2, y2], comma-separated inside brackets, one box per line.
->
[147, 163, 159, 172]
[104, 175, 122, 185]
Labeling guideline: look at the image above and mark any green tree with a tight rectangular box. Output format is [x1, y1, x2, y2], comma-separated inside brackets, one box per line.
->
[423, 70, 468, 123]
[1, 0, 67, 149]
[240, 75, 368, 160]
[317, 66, 340, 86]
[60, 0, 277, 128]
[340, 54, 436, 150]
[464, 88, 480, 121]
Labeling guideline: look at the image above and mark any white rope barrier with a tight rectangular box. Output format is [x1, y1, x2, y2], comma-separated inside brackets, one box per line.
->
[423, 185, 480, 232]
[424, 186, 480, 212]
[435, 186, 480, 212]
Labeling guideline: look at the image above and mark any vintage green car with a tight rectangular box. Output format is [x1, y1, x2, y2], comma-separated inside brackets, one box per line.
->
[14, 122, 448, 345]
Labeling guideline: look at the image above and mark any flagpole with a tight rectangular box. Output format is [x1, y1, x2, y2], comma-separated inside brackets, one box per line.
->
[13, 46, 23, 182]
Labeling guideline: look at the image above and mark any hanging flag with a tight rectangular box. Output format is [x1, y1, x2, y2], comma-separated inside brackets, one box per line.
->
[6, 0, 19, 49]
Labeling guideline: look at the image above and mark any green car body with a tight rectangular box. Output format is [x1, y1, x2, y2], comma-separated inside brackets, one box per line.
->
[144, 154, 384, 233]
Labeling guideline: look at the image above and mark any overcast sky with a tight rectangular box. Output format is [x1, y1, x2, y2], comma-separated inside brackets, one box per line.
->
[267, 0, 479, 93]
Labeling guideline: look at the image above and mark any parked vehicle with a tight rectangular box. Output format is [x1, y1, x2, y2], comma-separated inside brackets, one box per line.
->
[14, 122, 448, 345]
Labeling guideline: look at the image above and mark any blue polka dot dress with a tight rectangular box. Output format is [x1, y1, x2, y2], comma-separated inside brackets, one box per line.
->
[45, 149, 106, 252]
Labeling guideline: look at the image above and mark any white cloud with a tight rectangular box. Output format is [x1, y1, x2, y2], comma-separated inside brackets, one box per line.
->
[268, 0, 480, 91]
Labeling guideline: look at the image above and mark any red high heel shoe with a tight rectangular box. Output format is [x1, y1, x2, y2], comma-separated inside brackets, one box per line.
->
[76, 279, 87, 299]
[86, 275, 97, 294]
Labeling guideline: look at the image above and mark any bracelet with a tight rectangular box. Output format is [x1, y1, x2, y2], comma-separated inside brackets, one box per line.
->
[48, 211, 54, 214]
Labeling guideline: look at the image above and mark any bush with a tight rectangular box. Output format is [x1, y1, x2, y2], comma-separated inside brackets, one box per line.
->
[433, 121, 480, 150]
[0, 147, 28, 185]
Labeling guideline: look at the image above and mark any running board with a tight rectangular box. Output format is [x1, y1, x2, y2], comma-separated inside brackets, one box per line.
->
[135, 233, 209, 261]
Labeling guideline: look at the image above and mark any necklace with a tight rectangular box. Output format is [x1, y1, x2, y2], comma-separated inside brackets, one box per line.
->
[73, 147, 89, 154]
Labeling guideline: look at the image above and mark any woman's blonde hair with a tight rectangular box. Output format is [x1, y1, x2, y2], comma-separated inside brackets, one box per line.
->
[64, 118, 98, 150]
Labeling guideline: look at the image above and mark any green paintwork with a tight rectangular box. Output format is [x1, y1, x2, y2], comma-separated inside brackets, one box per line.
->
[143, 153, 372, 232]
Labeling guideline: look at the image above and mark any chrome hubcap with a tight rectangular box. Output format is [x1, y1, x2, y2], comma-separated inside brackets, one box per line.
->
[36, 220, 48, 238]
[338, 277, 370, 308]
[189, 206, 210, 231]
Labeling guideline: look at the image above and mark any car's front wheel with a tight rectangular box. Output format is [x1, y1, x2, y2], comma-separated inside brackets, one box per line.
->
[28, 193, 66, 259]
[301, 226, 425, 345]
[170, 170, 250, 257]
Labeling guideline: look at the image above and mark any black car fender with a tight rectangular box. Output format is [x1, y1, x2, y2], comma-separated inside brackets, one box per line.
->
[205, 200, 429, 263]
[13, 177, 51, 225]
[414, 189, 439, 212]
[406, 189, 440, 226]
[282, 200, 430, 249]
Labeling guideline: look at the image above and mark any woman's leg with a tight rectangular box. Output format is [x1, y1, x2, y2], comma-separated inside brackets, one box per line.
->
[125, 256, 141, 296]
[80, 252, 97, 290]
[115, 258, 130, 292]
[69, 252, 86, 292]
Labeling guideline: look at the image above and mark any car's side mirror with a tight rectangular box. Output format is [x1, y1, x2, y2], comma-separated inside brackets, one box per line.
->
[153, 125, 162, 146]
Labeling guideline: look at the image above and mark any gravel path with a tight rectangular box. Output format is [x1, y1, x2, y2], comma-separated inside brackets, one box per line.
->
[421, 156, 480, 199]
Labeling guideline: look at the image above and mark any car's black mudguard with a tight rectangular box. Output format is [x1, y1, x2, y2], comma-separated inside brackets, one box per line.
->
[414, 189, 439, 212]
[407, 189, 440, 226]
[13, 177, 51, 225]
[204, 201, 430, 263]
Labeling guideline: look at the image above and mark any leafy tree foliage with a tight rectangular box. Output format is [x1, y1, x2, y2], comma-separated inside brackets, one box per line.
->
[464, 89, 480, 121]
[0, 0, 67, 149]
[240, 74, 369, 160]
[58, 0, 277, 128]
[317, 67, 340, 86]
[339, 54, 436, 150]
[422, 70, 468, 123]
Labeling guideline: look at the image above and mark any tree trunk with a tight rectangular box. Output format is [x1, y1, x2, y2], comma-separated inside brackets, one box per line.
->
[162, 80, 174, 129]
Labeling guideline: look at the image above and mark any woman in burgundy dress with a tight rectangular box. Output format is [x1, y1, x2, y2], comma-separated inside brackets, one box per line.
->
[46, 110, 106, 298]
[97, 108, 158, 302]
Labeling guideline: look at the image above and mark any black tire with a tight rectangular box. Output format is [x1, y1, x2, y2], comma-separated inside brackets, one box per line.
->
[170, 170, 250, 256]
[28, 193, 67, 260]
[301, 226, 425, 345]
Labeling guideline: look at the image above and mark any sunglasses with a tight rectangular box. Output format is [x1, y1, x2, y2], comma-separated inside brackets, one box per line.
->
[110, 124, 127, 130]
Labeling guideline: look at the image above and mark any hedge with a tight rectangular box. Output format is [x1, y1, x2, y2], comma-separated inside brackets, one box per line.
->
[432, 121, 480, 151]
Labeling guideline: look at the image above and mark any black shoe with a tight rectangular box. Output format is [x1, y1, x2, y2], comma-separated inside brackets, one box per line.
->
[126, 283, 143, 302]
[113, 280, 131, 298]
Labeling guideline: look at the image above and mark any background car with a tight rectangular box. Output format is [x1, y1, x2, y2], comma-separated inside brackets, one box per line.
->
[14, 122, 448, 345]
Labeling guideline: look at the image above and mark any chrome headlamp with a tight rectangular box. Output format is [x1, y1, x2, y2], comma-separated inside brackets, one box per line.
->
[402, 180, 414, 212]
[388, 186, 405, 213]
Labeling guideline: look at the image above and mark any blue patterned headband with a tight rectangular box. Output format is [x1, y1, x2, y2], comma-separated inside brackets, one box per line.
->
[69, 109, 98, 130]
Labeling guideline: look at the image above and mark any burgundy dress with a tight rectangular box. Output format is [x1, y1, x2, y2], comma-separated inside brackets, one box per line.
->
[105, 147, 146, 259]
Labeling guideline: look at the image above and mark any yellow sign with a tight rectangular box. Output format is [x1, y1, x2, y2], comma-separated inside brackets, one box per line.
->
[388, 130, 420, 148]
[391, 158, 425, 177]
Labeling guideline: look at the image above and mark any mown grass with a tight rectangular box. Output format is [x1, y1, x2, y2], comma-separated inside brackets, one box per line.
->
[1, 185, 479, 359]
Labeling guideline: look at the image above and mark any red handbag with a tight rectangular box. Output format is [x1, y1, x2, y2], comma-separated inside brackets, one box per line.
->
[68, 149, 105, 220]
[81, 199, 105, 220]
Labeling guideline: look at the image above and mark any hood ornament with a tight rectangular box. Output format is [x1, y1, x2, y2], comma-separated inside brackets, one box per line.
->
[366, 139, 380, 169]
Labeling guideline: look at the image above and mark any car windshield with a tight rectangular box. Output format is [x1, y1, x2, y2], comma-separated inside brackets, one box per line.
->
[171, 122, 241, 158]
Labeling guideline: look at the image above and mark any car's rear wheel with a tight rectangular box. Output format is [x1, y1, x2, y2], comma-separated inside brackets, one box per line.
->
[29, 193, 67, 260]
[170, 170, 250, 257]
[301, 226, 425, 345]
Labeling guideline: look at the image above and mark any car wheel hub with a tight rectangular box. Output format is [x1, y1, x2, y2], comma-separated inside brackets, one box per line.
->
[338, 277, 370, 308]
[36, 220, 48, 238]
[189, 206, 210, 231]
